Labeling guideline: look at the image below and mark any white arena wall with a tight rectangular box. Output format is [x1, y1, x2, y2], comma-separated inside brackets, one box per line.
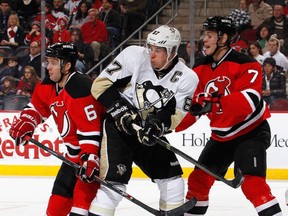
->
[0, 111, 287, 180]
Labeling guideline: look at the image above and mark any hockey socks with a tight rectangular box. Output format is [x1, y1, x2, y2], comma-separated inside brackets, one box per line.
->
[46, 194, 73, 216]
[241, 176, 282, 216]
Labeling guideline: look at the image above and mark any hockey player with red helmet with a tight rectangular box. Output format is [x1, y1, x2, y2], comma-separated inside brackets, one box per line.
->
[177, 16, 283, 215]
[9, 42, 105, 216]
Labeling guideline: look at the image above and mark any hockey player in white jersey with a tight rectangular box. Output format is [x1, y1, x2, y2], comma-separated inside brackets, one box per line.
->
[89, 25, 199, 215]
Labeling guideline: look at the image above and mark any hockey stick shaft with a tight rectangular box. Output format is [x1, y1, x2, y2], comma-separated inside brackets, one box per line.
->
[25, 136, 196, 216]
[132, 124, 244, 188]
[152, 135, 244, 188]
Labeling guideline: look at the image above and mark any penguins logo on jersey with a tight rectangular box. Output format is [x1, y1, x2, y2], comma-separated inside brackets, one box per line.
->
[136, 81, 175, 119]
[205, 76, 231, 96]
[50, 101, 70, 138]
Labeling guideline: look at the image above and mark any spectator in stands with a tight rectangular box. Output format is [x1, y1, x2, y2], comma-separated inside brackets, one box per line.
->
[230, 32, 249, 53]
[0, 0, 13, 34]
[247, 41, 265, 64]
[81, 8, 109, 64]
[262, 4, 288, 56]
[53, 16, 71, 43]
[0, 56, 20, 80]
[34, 2, 56, 36]
[65, 0, 81, 19]
[0, 75, 16, 96]
[248, 0, 273, 29]
[229, 0, 251, 33]
[179, 41, 205, 68]
[51, 0, 69, 21]
[240, 0, 272, 41]
[15, 0, 39, 27]
[24, 21, 50, 46]
[16, 65, 40, 98]
[100, 0, 122, 49]
[263, 34, 288, 72]
[92, 0, 102, 10]
[119, 0, 147, 38]
[18, 41, 42, 78]
[262, 57, 287, 104]
[69, 28, 94, 72]
[256, 24, 271, 53]
[0, 12, 25, 50]
[69, 0, 91, 29]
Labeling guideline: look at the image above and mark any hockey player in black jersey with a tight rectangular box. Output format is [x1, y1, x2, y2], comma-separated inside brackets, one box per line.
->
[89, 25, 199, 215]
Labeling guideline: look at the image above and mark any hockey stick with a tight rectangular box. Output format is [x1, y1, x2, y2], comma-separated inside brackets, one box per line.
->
[132, 124, 244, 189]
[24, 136, 197, 216]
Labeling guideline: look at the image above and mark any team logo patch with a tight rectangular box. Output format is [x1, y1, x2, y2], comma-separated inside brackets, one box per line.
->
[136, 81, 175, 119]
[116, 164, 127, 176]
[205, 76, 231, 96]
[50, 101, 70, 138]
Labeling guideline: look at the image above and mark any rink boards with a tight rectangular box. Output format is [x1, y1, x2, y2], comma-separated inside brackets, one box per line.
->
[0, 111, 287, 179]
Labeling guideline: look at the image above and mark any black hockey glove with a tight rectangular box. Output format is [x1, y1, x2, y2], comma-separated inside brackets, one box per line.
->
[141, 114, 165, 146]
[78, 153, 99, 183]
[106, 98, 141, 135]
[189, 91, 222, 116]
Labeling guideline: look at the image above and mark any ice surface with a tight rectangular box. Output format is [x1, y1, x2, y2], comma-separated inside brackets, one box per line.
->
[0, 177, 287, 216]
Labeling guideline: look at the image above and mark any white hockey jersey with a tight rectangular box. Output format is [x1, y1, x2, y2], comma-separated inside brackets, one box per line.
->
[92, 45, 199, 130]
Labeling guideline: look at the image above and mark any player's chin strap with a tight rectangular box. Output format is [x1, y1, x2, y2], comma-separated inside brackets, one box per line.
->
[132, 124, 244, 189]
[24, 136, 197, 216]
[57, 60, 71, 83]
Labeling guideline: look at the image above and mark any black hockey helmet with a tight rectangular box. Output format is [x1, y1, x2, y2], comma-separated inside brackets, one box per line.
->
[203, 16, 236, 44]
[46, 42, 78, 66]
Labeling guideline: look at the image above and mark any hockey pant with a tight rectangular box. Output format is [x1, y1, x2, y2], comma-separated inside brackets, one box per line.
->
[184, 169, 282, 216]
[88, 176, 184, 216]
[46, 162, 100, 216]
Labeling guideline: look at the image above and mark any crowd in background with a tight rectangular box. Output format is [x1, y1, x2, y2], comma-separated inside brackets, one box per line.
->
[0, 0, 167, 109]
[179, 0, 288, 110]
[1, 0, 288, 111]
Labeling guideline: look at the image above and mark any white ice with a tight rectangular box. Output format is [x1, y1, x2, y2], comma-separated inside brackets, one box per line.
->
[0, 177, 287, 216]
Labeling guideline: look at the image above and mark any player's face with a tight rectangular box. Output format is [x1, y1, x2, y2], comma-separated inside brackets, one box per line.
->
[202, 30, 218, 56]
[148, 45, 168, 69]
[44, 57, 62, 82]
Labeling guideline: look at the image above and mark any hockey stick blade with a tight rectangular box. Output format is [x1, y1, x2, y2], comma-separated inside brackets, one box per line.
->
[160, 198, 197, 216]
[25, 136, 197, 216]
[152, 135, 244, 188]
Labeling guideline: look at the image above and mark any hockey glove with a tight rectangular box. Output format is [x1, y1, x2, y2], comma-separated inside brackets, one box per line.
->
[78, 153, 100, 183]
[190, 91, 222, 116]
[106, 98, 141, 135]
[9, 109, 42, 146]
[141, 114, 165, 146]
